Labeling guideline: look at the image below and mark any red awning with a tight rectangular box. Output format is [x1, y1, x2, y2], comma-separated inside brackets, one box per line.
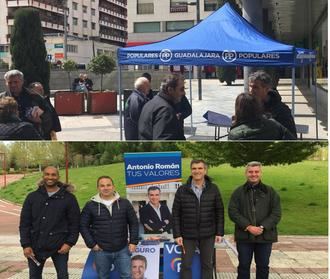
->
[125, 41, 154, 47]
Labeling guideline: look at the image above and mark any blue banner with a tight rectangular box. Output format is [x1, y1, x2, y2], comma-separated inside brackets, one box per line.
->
[163, 242, 201, 279]
[124, 152, 182, 192]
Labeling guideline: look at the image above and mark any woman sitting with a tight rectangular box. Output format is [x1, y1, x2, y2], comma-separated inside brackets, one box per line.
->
[228, 93, 295, 140]
[0, 97, 42, 140]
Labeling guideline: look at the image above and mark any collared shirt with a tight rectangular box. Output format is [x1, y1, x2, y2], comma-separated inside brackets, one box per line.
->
[191, 180, 206, 202]
[149, 202, 162, 220]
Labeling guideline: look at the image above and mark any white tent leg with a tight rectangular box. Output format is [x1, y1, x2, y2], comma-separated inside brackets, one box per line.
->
[291, 67, 295, 117]
[313, 63, 319, 139]
[118, 64, 123, 141]
[189, 66, 193, 135]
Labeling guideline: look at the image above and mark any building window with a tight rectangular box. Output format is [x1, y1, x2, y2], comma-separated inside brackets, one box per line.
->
[97, 49, 103, 55]
[170, 0, 188, 13]
[0, 45, 9, 53]
[72, 2, 78, 10]
[83, 20, 88, 28]
[137, 0, 154, 14]
[91, 22, 96, 30]
[204, 0, 218, 11]
[134, 22, 160, 33]
[67, 44, 78, 53]
[73, 17, 78, 26]
[166, 20, 194, 32]
[91, 8, 96, 16]
[83, 5, 87, 13]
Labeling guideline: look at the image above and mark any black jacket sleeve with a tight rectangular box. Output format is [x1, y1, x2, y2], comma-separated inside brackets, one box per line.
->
[64, 194, 80, 247]
[80, 202, 97, 249]
[172, 189, 182, 238]
[19, 194, 33, 248]
[126, 201, 139, 245]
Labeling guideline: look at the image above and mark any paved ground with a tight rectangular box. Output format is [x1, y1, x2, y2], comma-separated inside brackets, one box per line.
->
[55, 79, 328, 141]
[0, 198, 327, 279]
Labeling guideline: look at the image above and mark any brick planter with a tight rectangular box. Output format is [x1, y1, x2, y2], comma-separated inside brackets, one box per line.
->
[54, 91, 85, 115]
[87, 91, 117, 114]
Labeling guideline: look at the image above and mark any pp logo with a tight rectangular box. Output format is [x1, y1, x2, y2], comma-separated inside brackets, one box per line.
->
[222, 50, 237, 63]
[160, 49, 172, 62]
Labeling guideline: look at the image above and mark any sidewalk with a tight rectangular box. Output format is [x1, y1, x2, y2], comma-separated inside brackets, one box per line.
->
[0, 235, 327, 278]
[55, 79, 328, 141]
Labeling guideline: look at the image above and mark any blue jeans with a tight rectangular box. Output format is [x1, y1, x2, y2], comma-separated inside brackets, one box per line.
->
[28, 252, 68, 279]
[94, 246, 131, 279]
[236, 242, 272, 279]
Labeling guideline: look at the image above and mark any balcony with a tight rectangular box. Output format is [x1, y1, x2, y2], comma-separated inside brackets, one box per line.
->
[7, 0, 64, 13]
[170, 4, 188, 13]
[99, 6, 127, 19]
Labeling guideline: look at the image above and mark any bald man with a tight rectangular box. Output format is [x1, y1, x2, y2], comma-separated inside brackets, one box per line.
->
[124, 77, 150, 140]
[19, 166, 80, 279]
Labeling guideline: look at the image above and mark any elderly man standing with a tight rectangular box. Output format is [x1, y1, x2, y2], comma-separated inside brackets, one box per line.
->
[248, 70, 297, 138]
[228, 161, 281, 279]
[1, 70, 54, 139]
[138, 73, 186, 140]
[19, 166, 80, 279]
[124, 77, 150, 140]
[172, 159, 224, 279]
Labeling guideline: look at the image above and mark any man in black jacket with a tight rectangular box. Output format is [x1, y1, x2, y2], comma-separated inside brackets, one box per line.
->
[80, 176, 139, 279]
[228, 161, 281, 279]
[138, 73, 186, 140]
[139, 186, 172, 234]
[249, 70, 297, 138]
[124, 77, 150, 140]
[172, 159, 224, 279]
[19, 166, 80, 279]
[1, 70, 56, 140]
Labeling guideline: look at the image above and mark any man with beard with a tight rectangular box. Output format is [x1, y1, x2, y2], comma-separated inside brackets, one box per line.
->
[19, 166, 80, 279]
[248, 70, 297, 138]
[138, 73, 186, 140]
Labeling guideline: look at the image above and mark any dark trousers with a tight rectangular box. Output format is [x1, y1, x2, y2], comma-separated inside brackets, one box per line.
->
[181, 236, 215, 279]
[28, 252, 69, 279]
[236, 242, 272, 279]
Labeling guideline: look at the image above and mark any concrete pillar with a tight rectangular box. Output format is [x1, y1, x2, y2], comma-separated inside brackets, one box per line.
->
[242, 0, 263, 92]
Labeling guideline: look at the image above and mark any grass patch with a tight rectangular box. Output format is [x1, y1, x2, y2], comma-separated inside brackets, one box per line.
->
[0, 160, 327, 236]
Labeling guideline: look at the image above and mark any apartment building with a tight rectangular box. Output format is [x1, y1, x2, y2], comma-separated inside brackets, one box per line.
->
[0, 0, 127, 65]
[127, 0, 217, 45]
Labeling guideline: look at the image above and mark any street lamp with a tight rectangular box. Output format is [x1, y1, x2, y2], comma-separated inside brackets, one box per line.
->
[187, 1, 202, 100]
[89, 36, 100, 58]
[0, 152, 7, 188]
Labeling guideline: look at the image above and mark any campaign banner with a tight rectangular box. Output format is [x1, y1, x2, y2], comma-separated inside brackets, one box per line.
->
[81, 244, 160, 279]
[124, 152, 182, 193]
[163, 242, 201, 279]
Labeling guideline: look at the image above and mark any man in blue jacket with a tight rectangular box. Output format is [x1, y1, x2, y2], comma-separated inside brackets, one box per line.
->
[139, 186, 172, 234]
[228, 161, 281, 279]
[19, 166, 80, 279]
[80, 176, 139, 279]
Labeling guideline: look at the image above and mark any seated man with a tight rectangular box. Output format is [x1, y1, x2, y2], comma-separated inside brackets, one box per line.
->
[139, 186, 172, 234]
[0, 97, 42, 140]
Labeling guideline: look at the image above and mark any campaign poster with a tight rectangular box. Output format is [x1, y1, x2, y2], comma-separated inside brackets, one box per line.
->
[124, 152, 182, 193]
[81, 244, 160, 279]
[163, 242, 201, 279]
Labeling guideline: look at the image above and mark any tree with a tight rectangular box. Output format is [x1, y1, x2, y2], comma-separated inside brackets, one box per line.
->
[217, 66, 236, 85]
[10, 8, 50, 95]
[87, 54, 116, 92]
[185, 142, 325, 167]
[62, 59, 77, 91]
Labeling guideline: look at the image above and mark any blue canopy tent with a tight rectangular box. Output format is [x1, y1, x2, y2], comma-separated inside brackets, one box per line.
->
[117, 3, 317, 139]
